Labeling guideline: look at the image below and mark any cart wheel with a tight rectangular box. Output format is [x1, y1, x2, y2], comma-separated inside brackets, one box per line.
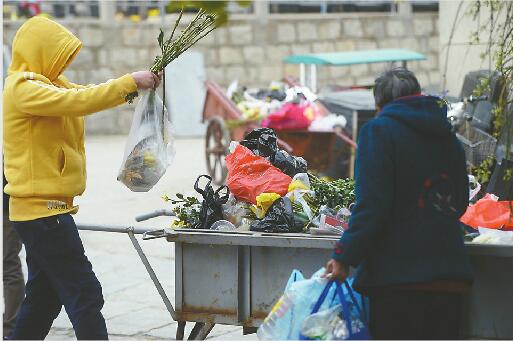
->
[205, 117, 230, 185]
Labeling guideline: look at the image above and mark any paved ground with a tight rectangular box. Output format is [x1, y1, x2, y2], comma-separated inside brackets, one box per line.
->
[18, 135, 257, 340]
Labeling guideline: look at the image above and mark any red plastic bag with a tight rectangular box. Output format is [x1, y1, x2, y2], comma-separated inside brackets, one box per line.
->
[226, 144, 292, 204]
[261, 103, 312, 131]
[460, 194, 513, 230]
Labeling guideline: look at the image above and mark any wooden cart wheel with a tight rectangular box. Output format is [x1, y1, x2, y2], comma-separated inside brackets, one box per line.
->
[205, 117, 230, 185]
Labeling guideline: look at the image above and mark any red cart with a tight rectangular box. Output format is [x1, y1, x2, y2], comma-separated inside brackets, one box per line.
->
[202, 80, 356, 185]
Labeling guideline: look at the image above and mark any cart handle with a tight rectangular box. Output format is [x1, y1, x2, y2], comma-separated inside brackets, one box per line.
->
[76, 224, 177, 321]
[142, 229, 169, 240]
[135, 209, 175, 222]
[276, 138, 294, 153]
[334, 130, 357, 149]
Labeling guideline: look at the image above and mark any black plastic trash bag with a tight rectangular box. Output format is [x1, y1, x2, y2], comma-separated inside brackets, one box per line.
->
[193, 175, 230, 229]
[240, 128, 308, 177]
[250, 197, 303, 233]
[240, 128, 278, 159]
[273, 149, 308, 177]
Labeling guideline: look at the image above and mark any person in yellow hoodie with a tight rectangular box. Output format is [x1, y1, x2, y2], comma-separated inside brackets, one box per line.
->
[3, 17, 160, 339]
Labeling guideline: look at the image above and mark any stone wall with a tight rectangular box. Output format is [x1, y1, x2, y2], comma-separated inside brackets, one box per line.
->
[3, 12, 439, 134]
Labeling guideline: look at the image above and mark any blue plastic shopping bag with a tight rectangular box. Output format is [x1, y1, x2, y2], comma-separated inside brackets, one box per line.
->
[257, 268, 337, 340]
[299, 280, 371, 340]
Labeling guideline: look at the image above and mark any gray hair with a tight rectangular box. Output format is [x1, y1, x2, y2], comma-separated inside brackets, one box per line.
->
[373, 67, 421, 108]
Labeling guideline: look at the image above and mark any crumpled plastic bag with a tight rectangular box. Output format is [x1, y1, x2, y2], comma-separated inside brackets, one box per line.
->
[261, 103, 314, 131]
[226, 144, 291, 204]
[252, 193, 282, 219]
[300, 304, 347, 340]
[240, 128, 308, 177]
[250, 197, 303, 233]
[193, 175, 230, 229]
[257, 269, 367, 340]
[473, 227, 513, 245]
[309, 114, 348, 131]
[257, 268, 333, 340]
[211, 220, 237, 231]
[273, 149, 308, 177]
[118, 90, 175, 192]
[460, 193, 513, 230]
[287, 173, 315, 220]
[240, 128, 277, 159]
[288, 174, 310, 192]
[300, 281, 369, 340]
[222, 194, 251, 227]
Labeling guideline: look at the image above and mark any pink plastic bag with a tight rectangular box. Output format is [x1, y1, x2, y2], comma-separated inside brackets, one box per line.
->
[261, 103, 312, 131]
[226, 144, 292, 204]
[460, 194, 513, 230]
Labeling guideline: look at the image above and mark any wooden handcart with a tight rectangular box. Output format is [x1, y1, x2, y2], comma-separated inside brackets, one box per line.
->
[202, 80, 356, 185]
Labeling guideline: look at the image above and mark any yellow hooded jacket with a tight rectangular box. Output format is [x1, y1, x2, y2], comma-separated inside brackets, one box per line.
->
[3, 17, 138, 221]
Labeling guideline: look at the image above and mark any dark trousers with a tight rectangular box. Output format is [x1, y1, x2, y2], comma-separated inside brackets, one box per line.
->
[368, 288, 463, 340]
[3, 213, 25, 338]
[12, 214, 108, 340]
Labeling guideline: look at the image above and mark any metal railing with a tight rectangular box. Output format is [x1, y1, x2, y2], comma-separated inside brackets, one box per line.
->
[2, 0, 253, 21]
[3, 0, 437, 21]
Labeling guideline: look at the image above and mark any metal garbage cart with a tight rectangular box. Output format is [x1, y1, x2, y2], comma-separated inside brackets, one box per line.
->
[78, 220, 513, 340]
[166, 229, 513, 340]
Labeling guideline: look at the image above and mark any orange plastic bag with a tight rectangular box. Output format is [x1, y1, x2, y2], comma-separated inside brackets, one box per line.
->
[460, 194, 513, 230]
[226, 144, 292, 204]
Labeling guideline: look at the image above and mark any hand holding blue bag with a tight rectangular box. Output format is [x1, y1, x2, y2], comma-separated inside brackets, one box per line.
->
[300, 280, 371, 340]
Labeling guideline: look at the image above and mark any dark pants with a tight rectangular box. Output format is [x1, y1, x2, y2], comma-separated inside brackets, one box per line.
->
[12, 214, 108, 340]
[3, 213, 25, 338]
[368, 289, 463, 340]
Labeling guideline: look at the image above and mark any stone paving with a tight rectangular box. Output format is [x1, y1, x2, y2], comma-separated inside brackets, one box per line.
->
[18, 136, 257, 340]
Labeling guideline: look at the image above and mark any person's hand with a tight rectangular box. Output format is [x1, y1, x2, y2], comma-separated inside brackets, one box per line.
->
[131, 71, 161, 90]
[323, 259, 350, 282]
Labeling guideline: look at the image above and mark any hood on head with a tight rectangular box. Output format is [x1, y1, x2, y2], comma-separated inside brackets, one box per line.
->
[8, 16, 82, 81]
[380, 95, 452, 137]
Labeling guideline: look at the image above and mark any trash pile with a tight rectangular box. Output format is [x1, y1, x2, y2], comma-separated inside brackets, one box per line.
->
[461, 175, 513, 245]
[226, 81, 347, 132]
[165, 127, 355, 234]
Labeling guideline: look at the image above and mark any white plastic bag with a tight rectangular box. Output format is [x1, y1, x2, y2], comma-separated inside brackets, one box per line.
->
[309, 114, 348, 131]
[222, 194, 251, 227]
[118, 90, 175, 192]
[300, 304, 348, 340]
[473, 227, 513, 245]
[286, 173, 315, 220]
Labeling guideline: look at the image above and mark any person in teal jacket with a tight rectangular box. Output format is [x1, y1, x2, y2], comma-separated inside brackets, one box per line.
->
[324, 68, 472, 340]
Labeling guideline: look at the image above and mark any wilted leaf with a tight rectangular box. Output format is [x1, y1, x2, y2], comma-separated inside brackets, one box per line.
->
[158, 29, 164, 49]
